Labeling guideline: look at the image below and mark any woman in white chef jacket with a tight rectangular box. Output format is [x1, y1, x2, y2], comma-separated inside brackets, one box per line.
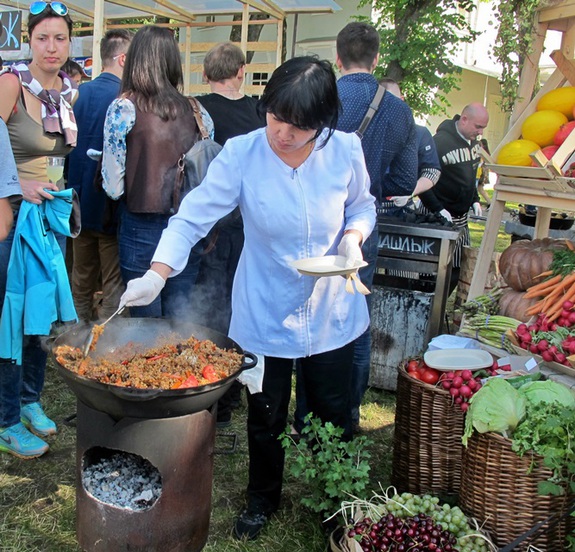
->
[119, 56, 376, 540]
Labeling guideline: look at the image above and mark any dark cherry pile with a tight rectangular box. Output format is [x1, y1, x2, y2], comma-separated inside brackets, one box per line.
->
[347, 513, 459, 552]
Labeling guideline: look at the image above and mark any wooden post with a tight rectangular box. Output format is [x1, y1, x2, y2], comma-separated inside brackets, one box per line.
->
[91, 0, 105, 78]
[509, 20, 548, 127]
[183, 25, 191, 96]
[241, 3, 248, 95]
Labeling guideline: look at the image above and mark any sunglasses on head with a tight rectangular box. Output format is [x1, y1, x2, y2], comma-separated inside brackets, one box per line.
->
[29, 1, 68, 16]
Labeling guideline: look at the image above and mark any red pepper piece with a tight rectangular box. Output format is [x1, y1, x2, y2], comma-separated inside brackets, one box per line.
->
[146, 353, 169, 362]
[202, 364, 218, 383]
[178, 373, 199, 388]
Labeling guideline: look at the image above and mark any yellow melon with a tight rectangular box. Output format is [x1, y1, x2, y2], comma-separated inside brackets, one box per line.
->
[497, 139, 540, 166]
[521, 110, 568, 147]
[537, 86, 575, 119]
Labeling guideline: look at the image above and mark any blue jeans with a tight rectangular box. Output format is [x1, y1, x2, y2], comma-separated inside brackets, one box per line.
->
[294, 230, 379, 430]
[350, 231, 378, 424]
[118, 210, 201, 319]
[0, 225, 64, 428]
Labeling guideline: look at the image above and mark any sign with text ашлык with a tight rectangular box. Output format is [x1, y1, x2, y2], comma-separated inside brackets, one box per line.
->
[1, 11, 22, 52]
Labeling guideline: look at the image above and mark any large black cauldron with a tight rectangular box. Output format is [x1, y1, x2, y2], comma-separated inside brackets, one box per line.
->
[51, 318, 256, 419]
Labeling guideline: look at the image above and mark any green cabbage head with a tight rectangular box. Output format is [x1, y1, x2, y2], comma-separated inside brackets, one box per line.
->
[518, 380, 575, 408]
[462, 378, 527, 446]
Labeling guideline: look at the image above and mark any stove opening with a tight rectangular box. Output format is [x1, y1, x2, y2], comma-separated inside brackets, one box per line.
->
[82, 447, 162, 510]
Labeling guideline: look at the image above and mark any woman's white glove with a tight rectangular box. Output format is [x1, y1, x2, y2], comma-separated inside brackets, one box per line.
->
[120, 269, 166, 308]
[439, 209, 453, 223]
[387, 195, 411, 207]
[472, 202, 482, 217]
[337, 232, 363, 268]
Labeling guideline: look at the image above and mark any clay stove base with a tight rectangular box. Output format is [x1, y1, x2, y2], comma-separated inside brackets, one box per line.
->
[75, 400, 216, 552]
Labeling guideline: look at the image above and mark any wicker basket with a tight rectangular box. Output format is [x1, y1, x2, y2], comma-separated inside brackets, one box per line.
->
[460, 431, 574, 551]
[391, 362, 465, 497]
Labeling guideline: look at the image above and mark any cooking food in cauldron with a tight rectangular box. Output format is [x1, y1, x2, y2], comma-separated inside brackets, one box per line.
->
[54, 335, 243, 389]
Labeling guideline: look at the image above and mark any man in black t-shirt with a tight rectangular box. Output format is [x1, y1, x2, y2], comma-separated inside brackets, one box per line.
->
[197, 43, 265, 146]
[195, 43, 266, 426]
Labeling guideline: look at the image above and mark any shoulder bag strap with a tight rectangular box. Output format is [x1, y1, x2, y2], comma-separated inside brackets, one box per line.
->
[355, 84, 386, 140]
[188, 97, 210, 140]
[174, 97, 206, 208]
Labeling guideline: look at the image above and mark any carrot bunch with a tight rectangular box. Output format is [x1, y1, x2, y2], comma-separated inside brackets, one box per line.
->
[524, 270, 575, 321]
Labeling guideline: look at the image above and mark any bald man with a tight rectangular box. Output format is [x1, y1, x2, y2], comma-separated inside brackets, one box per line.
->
[418, 102, 489, 294]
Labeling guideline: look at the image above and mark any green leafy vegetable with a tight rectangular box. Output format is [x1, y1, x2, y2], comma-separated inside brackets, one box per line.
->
[512, 402, 575, 496]
[280, 414, 372, 516]
[518, 380, 575, 408]
[462, 378, 526, 446]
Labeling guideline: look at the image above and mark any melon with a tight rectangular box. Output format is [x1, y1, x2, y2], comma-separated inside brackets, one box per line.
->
[537, 86, 575, 119]
[497, 139, 540, 166]
[522, 110, 568, 147]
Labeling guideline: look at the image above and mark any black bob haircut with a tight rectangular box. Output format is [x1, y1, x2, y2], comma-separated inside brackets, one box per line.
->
[258, 56, 340, 148]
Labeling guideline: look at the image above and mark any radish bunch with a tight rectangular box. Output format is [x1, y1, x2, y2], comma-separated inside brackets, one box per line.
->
[515, 310, 575, 366]
[438, 362, 508, 412]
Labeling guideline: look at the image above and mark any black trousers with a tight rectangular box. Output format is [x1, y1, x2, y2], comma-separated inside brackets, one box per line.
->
[245, 342, 354, 513]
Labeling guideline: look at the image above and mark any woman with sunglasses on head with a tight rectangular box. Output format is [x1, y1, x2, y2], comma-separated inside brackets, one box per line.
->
[118, 56, 376, 540]
[0, 1, 78, 459]
[101, 25, 213, 319]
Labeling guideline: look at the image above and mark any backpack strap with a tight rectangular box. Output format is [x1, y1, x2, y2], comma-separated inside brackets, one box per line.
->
[355, 84, 386, 140]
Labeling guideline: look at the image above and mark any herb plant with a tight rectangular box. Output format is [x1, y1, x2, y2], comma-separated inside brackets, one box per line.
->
[280, 414, 372, 518]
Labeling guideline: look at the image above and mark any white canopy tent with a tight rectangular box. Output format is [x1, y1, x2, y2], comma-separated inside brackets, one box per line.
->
[0, 0, 340, 90]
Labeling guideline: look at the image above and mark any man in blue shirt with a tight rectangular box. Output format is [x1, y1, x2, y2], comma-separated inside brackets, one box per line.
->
[379, 77, 442, 205]
[336, 22, 418, 430]
[67, 30, 132, 322]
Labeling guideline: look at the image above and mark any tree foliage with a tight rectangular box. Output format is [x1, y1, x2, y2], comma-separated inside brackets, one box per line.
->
[359, 0, 479, 116]
[489, 0, 546, 113]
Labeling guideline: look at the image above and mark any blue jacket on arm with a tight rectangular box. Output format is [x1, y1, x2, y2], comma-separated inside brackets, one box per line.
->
[0, 190, 80, 363]
[67, 72, 121, 233]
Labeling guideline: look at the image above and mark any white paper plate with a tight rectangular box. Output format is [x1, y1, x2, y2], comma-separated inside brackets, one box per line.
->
[423, 348, 493, 371]
[290, 255, 367, 277]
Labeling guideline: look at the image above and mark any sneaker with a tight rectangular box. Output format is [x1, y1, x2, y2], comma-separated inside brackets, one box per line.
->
[21, 402, 57, 437]
[233, 508, 269, 540]
[0, 422, 49, 458]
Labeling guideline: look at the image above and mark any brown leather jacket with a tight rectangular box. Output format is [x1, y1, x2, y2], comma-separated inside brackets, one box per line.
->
[124, 102, 199, 214]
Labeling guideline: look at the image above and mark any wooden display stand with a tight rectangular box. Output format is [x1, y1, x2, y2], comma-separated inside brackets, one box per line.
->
[467, 3, 575, 301]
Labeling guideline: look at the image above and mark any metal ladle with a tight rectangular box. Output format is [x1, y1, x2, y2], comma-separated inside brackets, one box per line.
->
[81, 305, 125, 357]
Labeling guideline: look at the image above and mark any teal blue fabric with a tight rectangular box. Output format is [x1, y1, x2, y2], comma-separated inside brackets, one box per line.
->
[0, 189, 79, 363]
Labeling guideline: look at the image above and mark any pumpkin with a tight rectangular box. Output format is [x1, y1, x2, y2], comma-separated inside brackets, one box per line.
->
[498, 289, 539, 322]
[537, 86, 575, 119]
[497, 139, 540, 166]
[522, 110, 568, 147]
[499, 238, 567, 291]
